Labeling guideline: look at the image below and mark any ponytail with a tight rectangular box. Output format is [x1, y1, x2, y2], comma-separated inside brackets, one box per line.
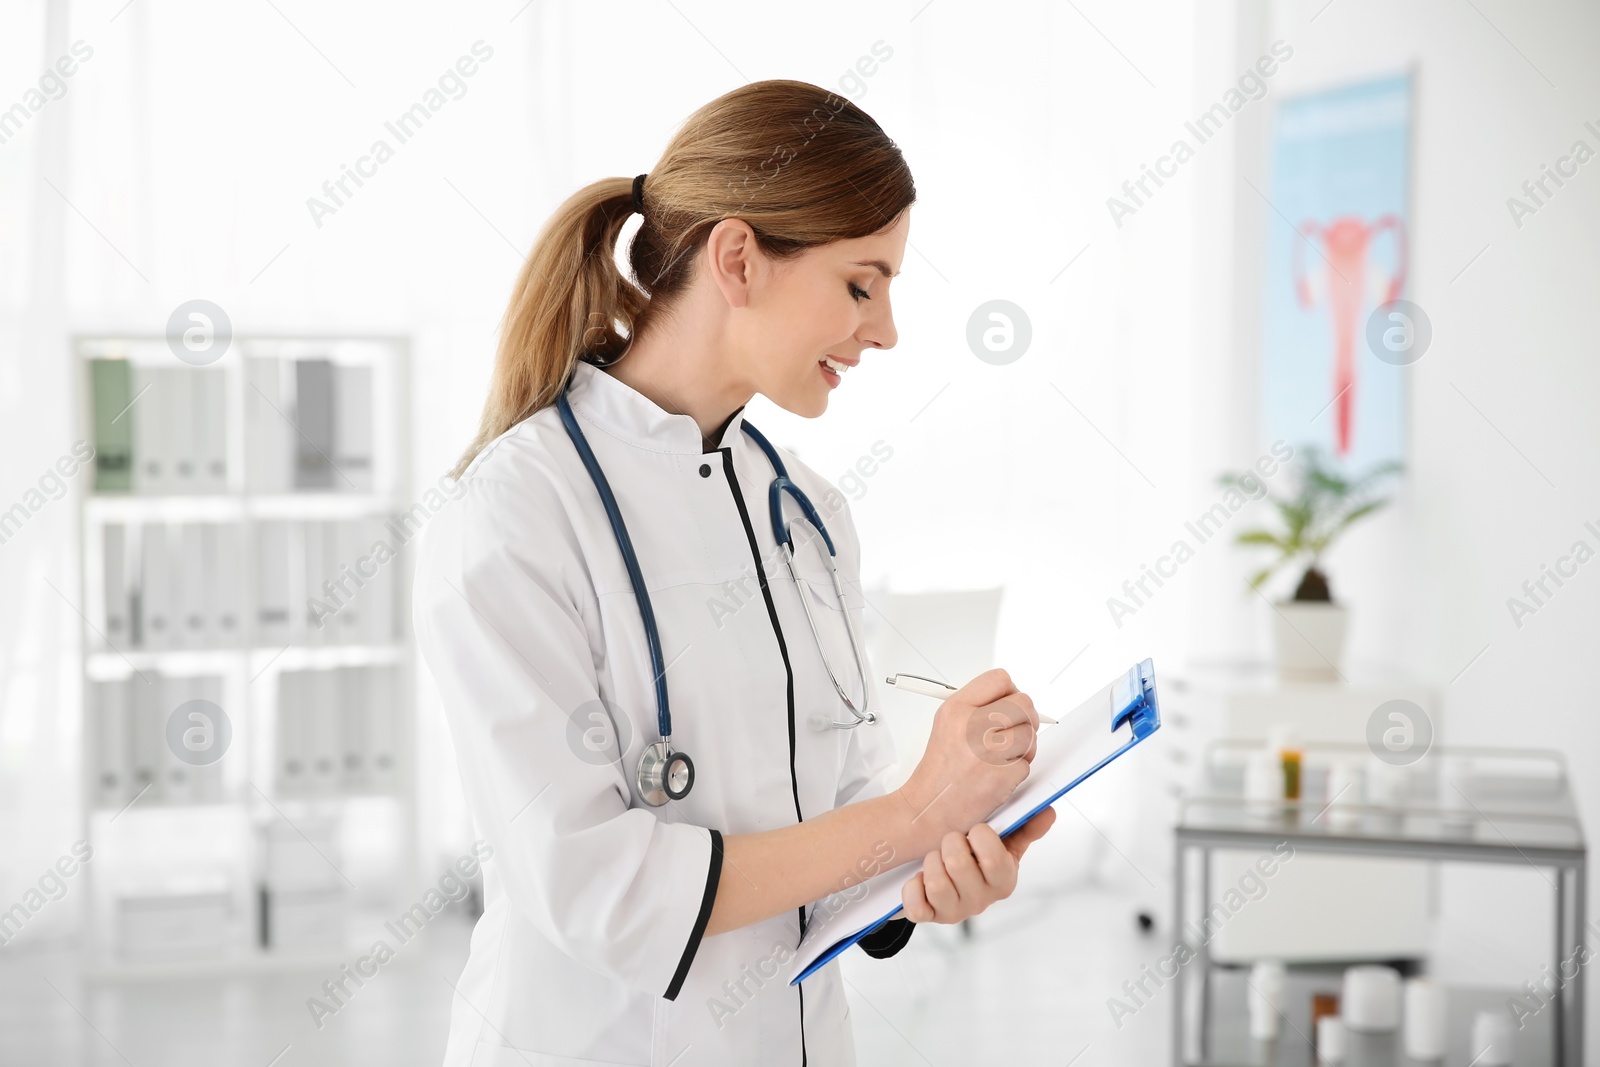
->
[450, 177, 643, 478]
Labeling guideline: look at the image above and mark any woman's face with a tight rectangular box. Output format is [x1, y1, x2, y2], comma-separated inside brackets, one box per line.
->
[733, 209, 908, 418]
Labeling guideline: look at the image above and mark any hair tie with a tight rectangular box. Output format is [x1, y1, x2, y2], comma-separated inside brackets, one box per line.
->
[631, 173, 647, 216]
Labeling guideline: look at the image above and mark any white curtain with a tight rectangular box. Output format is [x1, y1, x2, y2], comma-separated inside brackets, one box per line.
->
[0, 0, 81, 941]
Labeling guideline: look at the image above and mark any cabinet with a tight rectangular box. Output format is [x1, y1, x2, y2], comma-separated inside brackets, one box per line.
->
[75, 334, 417, 976]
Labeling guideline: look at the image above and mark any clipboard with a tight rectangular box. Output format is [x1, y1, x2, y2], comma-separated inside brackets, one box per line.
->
[789, 658, 1161, 985]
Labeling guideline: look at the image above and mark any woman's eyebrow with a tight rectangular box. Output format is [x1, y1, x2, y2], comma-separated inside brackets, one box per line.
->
[851, 259, 901, 278]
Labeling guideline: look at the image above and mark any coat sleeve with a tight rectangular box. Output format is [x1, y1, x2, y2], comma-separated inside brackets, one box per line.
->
[414, 473, 721, 1001]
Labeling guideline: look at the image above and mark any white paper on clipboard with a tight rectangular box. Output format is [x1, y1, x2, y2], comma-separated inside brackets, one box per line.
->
[789, 660, 1159, 985]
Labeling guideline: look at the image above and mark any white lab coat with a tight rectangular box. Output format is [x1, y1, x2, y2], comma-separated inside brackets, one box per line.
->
[414, 358, 910, 1066]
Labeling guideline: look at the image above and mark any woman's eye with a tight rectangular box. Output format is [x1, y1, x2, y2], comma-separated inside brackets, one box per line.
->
[848, 281, 871, 303]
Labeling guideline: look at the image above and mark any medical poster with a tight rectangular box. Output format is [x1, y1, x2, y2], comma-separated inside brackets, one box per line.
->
[1259, 72, 1412, 471]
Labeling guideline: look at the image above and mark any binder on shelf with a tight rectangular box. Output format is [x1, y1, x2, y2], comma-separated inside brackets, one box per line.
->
[338, 667, 369, 792]
[194, 368, 228, 493]
[300, 520, 326, 646]
[165, 368, 197, 494]
[276, 671, 316, 796]
[176, 522, 207, 648]
[103, 523, 130, 649]
[139, 524, 172, 650]
[334, 364, 374, 492]
[192, 674, 227, 803]
[278, 675, 302, 793]
[90, 358, 134, 492]
[305, 668, 341, 794]
[329, 521, 364, 645]
[131, 365, 166, 494]
[315, 520, 358, 646]
[255, 521, 293, 647]
[198, 521, 238, 646]
[294, 359, 335, 490]
[161, 675, 197, 804]
[214, 524, 241, 643]
[92, 679, 131, 809]
[246, 355, 292, 493]
[361, 517, 396, 644]
[366, 665, 400, 793]
[129, 672, 165, 803]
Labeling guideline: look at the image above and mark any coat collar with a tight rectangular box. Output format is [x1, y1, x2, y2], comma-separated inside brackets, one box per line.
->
[565, 358, 749, 455]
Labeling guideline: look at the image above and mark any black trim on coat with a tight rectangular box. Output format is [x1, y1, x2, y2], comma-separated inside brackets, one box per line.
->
[664, 828, 724, 1001]
[721, 448, 808, 1066]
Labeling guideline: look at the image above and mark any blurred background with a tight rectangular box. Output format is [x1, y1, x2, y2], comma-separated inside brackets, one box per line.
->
[2, 0, 1597, 1064]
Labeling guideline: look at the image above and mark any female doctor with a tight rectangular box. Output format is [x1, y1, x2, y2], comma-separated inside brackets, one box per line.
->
[414, 79, 1056, 1067]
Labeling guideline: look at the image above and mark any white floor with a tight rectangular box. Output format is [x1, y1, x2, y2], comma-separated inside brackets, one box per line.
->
[842, 884, 1169, 1066]
[0, 886, 1171, 1066]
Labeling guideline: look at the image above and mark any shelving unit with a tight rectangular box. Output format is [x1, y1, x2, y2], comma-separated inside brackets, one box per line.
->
[74, 334, 417, 979]
[1172, 742, 1585, 1066]
[1193, 967, 1552, 1067]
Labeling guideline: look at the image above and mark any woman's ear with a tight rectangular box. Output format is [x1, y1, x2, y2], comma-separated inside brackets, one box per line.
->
[703, 217, 763, 308]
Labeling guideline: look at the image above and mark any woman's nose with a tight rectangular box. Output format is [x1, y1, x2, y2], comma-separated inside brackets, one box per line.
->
[861, 298, 897, 351]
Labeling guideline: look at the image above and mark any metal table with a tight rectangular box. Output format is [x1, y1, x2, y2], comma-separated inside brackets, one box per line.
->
[1172, 742, 1586, 1066]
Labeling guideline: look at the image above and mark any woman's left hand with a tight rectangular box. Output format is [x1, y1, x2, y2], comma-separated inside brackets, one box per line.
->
[900, 807, 1057, 924]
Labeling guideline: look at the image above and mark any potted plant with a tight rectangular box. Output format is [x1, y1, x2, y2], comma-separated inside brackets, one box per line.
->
[1222, 446, 1402, 679]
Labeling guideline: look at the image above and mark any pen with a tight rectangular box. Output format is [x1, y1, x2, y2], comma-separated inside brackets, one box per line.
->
[883, 673, 1058, 725]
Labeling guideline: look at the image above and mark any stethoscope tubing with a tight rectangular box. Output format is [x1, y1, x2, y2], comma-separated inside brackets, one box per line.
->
[556, 392, 674, 744]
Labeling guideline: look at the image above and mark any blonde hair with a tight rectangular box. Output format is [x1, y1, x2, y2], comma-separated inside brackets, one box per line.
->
[450, 78, 916, 478]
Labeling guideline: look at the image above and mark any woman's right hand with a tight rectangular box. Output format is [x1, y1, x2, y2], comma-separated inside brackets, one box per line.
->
[894, 668, 1039, 846]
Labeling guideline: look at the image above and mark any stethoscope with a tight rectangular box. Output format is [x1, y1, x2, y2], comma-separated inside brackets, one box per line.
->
[556, 379, 876, 807]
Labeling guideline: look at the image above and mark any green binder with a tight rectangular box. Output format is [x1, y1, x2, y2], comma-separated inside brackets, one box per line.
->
[90, 359, 133, 492]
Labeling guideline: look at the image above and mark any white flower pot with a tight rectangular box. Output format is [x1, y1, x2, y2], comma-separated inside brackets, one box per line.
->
[1271, 601, 1348, 680]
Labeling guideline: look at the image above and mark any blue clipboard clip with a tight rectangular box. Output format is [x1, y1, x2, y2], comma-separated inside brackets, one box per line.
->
[990, 656, 1160, 844]
[1111, 658, 1159, 740]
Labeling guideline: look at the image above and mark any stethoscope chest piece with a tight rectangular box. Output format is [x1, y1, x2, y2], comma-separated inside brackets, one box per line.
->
[637, 740, 694, 807]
